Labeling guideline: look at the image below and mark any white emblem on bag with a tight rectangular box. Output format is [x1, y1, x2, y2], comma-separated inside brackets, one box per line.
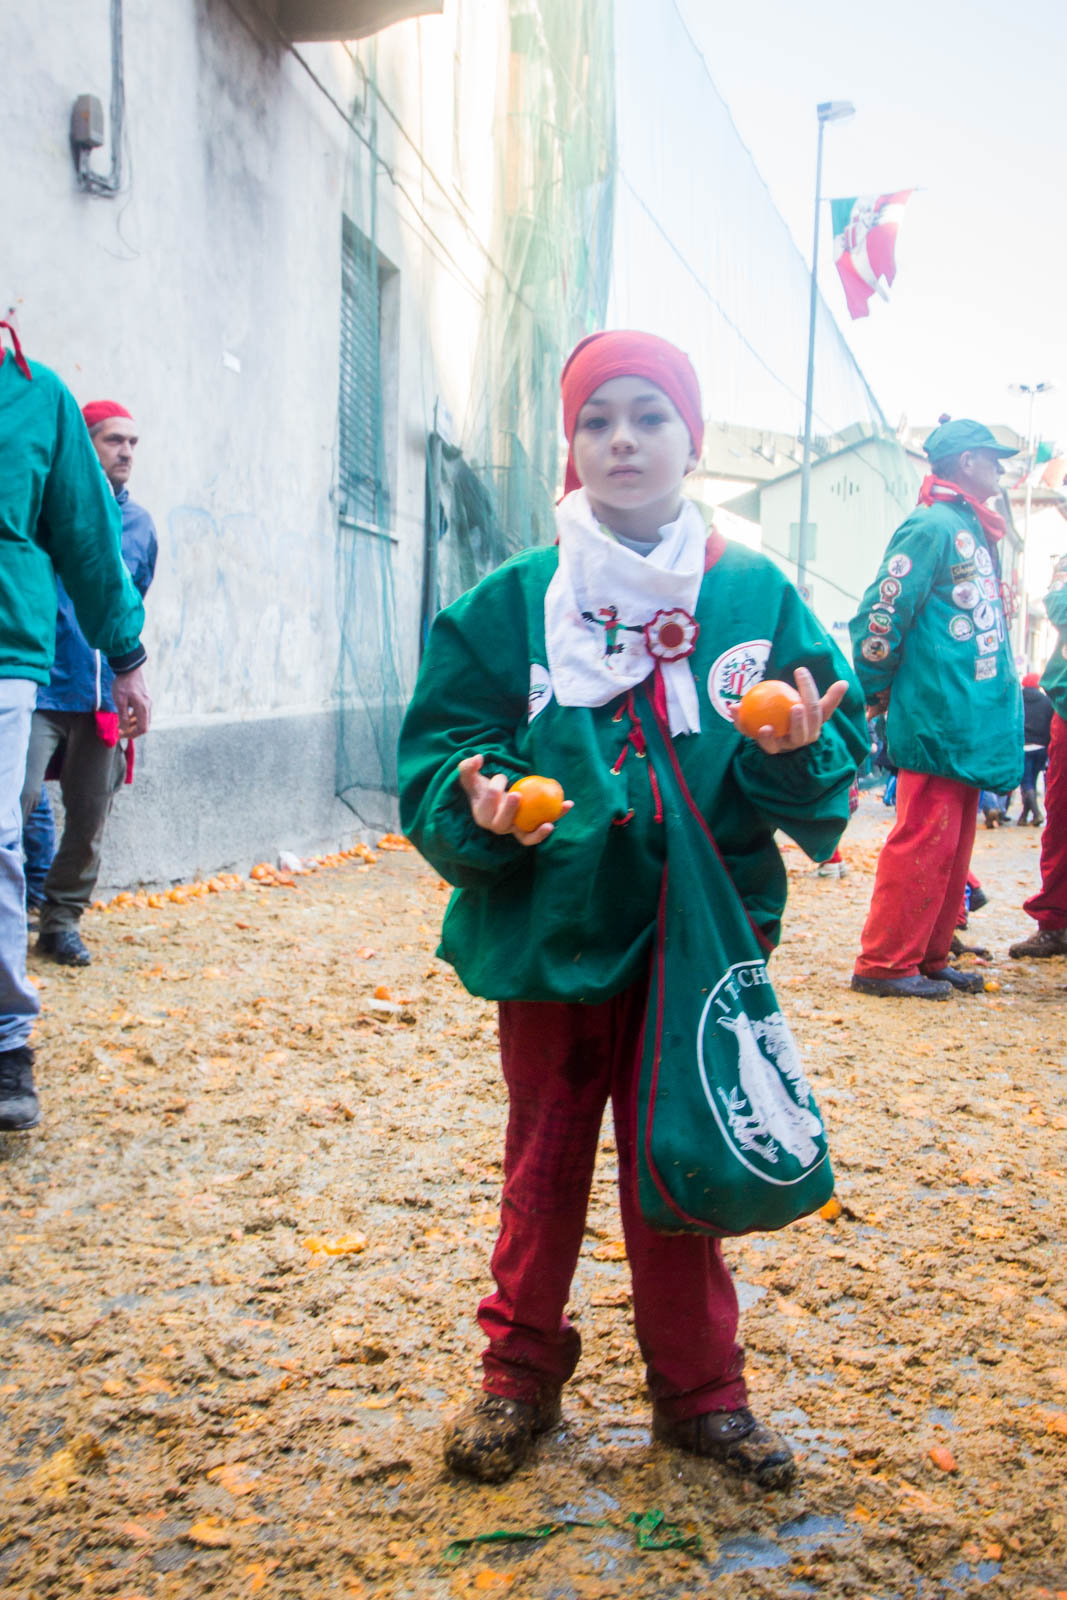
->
[707, 639, 772, 723]
[528, 663, 554, 722]
[697, 963, 826, 1184]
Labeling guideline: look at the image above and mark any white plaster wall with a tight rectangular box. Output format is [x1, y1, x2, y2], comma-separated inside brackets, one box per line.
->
[757, 441, 922, 644]
[2, 0, 507, 733]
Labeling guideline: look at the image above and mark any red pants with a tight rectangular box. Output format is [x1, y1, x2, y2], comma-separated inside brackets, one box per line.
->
[478, 981, 748, 1423]
[1024, 712, 1067, 931]
[855, 770, 979, 980]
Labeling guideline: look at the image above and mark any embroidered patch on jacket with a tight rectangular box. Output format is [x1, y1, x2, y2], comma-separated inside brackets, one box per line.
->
[707, 639, 772, 722]
[948, 614, 974, 641]
[879, 577, 902, 602]
[528, 663, 554, 722]
[973, 600, 995, 631]
[955, 531, 976, 558]
[974, 546, 993, 575]
[952, 581, 979, 610]
[861, 636, 889, 662]
[975, 657, 997, 681]
[887, 553, 912, 578]
[867, 612, 892, 636]
[976, 630, 998, 656]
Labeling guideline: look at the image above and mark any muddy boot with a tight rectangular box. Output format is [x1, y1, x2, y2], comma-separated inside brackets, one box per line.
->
[0, 1047, 40, 1133]
[1009, 927, 1067, 959]
[982, 807, 999, 829]
[443, 1391, 561, 1483]
[1016, 788, 1034, 824]
[653, 1405, 796, 1490]
[1032, 796, 1046, 825]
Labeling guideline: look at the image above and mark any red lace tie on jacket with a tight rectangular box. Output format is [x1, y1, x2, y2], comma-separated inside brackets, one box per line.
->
[611, 689, 663, 824]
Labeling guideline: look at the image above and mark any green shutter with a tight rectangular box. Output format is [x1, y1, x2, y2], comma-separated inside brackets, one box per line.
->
[339, 217, 385, 526]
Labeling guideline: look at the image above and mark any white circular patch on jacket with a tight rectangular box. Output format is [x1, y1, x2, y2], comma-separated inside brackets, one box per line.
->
[528, 663, 554, 722]
[707, 638, 772, 722]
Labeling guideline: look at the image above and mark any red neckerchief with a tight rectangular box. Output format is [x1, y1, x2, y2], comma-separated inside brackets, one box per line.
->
[918, 473, 1006, 543]
[0, 321, 31, 380]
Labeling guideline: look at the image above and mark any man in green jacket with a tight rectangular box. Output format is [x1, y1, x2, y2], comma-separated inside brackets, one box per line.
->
[1009, 555, 1067, 957]
[850, 419, 1022, 1000]
[0, 325, 151, 1132]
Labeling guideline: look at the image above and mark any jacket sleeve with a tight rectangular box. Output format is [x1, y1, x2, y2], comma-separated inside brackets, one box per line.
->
[398, 570, 533, 890]
[36, 382, 146, 665]
[733, 580, 868, 860]
[848, 510, 942, 703]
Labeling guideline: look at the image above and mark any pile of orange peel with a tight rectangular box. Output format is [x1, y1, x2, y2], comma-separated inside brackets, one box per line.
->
[88, 835, 413, 915]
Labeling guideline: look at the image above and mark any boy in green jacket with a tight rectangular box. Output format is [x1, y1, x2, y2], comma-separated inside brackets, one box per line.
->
[399, 330, 866, 1488]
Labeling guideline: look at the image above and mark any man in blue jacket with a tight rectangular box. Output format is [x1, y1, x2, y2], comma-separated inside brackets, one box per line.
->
[20, 400, 158, 969]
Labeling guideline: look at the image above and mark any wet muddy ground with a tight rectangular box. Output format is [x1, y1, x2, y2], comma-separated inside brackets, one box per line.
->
[1, 797, 1065, 1599]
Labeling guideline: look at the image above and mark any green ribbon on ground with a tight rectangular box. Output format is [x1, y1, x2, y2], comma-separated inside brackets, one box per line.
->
[628, 1509, 703, 1551]
[441, 1518, 607, 1563]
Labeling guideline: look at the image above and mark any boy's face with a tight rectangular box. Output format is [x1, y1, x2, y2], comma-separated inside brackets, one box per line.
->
[571, 376, 697, 537]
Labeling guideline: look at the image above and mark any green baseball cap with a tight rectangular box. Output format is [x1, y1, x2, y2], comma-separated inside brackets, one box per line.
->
[922, 418, 1018, 461]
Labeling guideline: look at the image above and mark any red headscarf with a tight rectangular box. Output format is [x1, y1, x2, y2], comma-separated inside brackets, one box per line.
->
[1022, 672, 1040, 688]
[82, 399, 133, 432]
[560, 330, 704, 495]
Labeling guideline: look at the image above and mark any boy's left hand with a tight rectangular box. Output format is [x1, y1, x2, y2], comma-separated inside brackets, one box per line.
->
[729, 667, 850, 755]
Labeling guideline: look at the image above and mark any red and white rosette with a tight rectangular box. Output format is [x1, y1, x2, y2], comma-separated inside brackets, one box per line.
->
[645, 607, 699, 662]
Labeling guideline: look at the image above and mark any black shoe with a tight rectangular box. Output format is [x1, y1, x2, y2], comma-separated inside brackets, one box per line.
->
[37, 929, 91, 967]
[0, 1047, 40, 1132]
[652, 1405, 796, 1490]
[443, 1391, 561, 1483]
[968, 886, 989, 914]
[851, 973, 952, 1000]
[921, 966, 986, 994]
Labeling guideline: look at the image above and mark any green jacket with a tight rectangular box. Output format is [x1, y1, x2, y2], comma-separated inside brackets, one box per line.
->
[1040, 556, 1067, 721]
[399, 536, 867, 1004]
[0, 354, 145, 683]
[850, 499, 1022, 792]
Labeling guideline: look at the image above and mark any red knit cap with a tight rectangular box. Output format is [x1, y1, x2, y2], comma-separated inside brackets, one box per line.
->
[560, 330, 704, 494]
[1022, 672, 1040, 688]
[82, 399, 133, 432]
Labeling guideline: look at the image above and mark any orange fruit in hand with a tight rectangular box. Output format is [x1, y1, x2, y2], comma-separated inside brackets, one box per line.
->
[735, 679, 801, 739]
[508, 775, 565, 831]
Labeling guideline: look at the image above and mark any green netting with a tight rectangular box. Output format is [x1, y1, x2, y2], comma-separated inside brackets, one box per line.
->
[336, 39, 405, 818]
[337, 1, 616, 813]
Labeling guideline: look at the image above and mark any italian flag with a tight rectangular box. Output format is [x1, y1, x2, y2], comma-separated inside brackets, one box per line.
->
[831, 191, 912, 320]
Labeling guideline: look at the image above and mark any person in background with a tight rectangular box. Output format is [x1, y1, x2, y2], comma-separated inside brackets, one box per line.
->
[1017, 671, 1053, 825]
[22, 793, 55, 925]
[1010, 558, 1067, 958]
[0, 327, 150, 1133]
[20, 400, 157, 968]
[849, 419, 1022, 1000]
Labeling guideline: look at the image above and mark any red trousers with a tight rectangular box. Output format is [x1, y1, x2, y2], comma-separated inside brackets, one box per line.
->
[478, 981, 748, 1423]
[1024, 712, 1067, 931]
[855, 770, 979, 980]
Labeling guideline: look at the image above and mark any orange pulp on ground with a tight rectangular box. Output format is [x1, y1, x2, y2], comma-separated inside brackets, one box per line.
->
[508, 775, 565, 831]
[735, 679, 801, 739]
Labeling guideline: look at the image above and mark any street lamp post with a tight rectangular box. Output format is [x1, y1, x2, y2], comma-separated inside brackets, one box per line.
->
[1009, 379, 1055, 548]
[797, 99, 854, 600]
[1009, 380, 1055, 659]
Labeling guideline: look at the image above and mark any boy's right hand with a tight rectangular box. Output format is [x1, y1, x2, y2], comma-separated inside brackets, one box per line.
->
[457, 754, 572, 846]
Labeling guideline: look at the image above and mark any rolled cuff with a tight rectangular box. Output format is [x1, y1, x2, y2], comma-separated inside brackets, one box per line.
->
[106, 643, 147, 675]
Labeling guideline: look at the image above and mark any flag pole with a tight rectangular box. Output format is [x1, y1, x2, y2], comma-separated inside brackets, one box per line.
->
[798, 100, 854, 600]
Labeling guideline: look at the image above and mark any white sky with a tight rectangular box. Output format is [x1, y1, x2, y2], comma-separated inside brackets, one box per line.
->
[677, 0, 1067, 451]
